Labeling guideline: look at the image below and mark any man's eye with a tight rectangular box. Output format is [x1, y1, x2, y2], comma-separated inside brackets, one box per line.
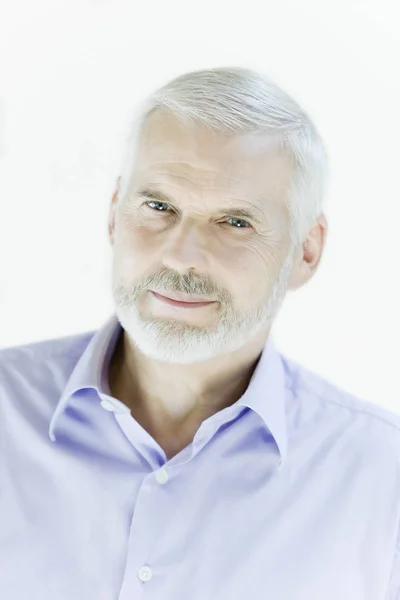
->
[225, 217, 251, 229]
[145, 201, 250, 229]
[146, 200, 169, 211]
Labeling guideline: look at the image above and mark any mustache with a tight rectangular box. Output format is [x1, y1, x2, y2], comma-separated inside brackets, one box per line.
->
[113, 270, 232, 305]
[139, 271, 219, 298]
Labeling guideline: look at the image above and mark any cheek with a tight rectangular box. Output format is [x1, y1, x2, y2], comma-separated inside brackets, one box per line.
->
[226, 242, 283, 302]
[113, 225, 146, 275]
[114, 213, 165, 284]
[227, 240, 281, 276]
[117, 208, 153, 255]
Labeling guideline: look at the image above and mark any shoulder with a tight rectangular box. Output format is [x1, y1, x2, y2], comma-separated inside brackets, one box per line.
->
[280, 351, 400, 447]
[0, 329, 95, 412]
[0, 330, 95, 376]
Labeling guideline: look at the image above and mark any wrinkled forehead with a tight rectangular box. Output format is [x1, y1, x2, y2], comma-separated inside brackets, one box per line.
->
[132, 111, 295, 214]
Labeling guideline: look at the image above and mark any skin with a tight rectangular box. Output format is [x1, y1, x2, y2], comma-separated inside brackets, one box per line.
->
[108, 111, 327, 459]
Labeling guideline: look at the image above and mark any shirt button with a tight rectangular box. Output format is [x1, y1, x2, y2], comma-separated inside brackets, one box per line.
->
[100, 399, 115, 412]
[137, 565, 153, 582]
[155, 468, 169, 485]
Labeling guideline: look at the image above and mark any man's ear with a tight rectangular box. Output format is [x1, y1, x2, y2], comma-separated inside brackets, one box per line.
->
[108, 177, 121, 246]
[287, 215, 328, 291]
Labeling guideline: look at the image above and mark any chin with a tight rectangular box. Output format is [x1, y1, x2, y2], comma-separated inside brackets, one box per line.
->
[114, 300, 269, 365]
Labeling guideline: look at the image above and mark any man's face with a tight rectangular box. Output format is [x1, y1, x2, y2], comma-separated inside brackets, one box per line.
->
[110, 111, 297, 364]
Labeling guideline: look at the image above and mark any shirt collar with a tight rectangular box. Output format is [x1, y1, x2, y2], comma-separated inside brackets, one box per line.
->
[236, 334, 288, 463]
[49, 314, 288, 463]
[48, 313, 122, 442]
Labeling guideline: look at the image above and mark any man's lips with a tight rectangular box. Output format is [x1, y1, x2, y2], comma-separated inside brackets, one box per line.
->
[150, 290, 217, 308]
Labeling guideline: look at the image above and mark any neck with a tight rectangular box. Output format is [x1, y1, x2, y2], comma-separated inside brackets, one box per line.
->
[108, 328, 268, 458]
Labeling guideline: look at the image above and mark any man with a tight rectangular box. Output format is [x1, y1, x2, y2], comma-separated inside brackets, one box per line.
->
[1, 67, 399, 599]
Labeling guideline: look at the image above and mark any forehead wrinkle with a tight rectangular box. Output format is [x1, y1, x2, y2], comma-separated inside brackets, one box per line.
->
[136, 158, 235, 185]
[135, 164, 269, 206]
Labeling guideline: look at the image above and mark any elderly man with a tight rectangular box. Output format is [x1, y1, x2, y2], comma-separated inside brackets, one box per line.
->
[1, 67, 399, 600]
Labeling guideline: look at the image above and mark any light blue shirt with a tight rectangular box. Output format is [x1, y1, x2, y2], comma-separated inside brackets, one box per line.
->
[1, 313, 400, 599]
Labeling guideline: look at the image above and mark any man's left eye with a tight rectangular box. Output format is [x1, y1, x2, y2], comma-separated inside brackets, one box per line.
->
[225, 218, 251, 229]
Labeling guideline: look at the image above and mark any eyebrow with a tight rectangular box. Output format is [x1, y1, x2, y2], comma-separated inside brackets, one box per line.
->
[135, 187, 264, 224]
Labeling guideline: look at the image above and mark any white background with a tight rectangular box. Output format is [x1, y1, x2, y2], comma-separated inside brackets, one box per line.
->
[0, 0, 399, 412]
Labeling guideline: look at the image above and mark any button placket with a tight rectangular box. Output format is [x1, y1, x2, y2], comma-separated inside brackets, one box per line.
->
[118, 472, 173, 598]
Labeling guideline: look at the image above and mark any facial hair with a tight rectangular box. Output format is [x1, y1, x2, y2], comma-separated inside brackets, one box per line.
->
[111, 246, 295, 365]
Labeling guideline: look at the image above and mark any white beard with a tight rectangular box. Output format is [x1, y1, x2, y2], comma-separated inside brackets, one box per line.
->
[111, 250, 294, 365]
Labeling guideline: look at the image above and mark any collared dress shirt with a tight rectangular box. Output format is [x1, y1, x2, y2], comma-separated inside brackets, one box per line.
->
[1, 313, 400, 599]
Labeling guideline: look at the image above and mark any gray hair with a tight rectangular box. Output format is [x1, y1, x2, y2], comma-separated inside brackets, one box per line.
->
[118, 67, 329, 249]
